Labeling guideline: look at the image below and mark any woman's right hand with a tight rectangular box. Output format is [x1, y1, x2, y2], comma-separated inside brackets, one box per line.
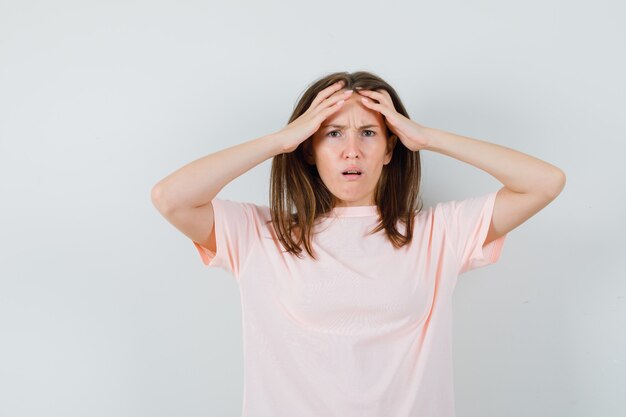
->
[275, 80, 353, 154]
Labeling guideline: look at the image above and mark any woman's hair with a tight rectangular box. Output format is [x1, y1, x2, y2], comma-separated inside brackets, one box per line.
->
[267, 70, 423, 260]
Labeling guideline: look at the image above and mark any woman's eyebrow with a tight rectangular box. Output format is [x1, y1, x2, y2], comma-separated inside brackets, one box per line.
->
[321, 124, 379, 129]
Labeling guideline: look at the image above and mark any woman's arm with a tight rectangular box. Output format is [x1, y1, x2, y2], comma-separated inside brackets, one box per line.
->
[422, 127, 566, 195]
[355, 87, 566, 246]
[150, 134, 285, 253]
[421, 126, 566, 245]
[151, 133, 284, 212]
[152, 80, 349, 211]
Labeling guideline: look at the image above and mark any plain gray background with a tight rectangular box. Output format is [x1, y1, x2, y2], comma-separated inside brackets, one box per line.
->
[1, 0, 624, 416]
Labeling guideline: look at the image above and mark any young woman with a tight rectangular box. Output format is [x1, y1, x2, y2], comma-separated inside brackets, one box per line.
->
[151, 71, 565, 417]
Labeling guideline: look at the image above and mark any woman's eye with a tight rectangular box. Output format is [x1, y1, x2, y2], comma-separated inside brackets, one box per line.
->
[327, 130, 376, 138]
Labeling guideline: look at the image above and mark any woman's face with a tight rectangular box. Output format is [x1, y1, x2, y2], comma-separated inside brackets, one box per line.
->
[305, 88, 396, 207]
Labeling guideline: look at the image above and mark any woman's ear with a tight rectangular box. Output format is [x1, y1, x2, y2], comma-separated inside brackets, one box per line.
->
[383, 134, 397, 165]
[387, 134, 397, 154]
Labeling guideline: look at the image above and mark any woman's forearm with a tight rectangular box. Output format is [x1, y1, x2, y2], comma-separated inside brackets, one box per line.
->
[151, 133, 284, 212]
[421, 126, 566, 196]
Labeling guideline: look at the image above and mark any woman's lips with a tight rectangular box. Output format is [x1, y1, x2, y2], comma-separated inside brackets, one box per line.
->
[342, 173, 362, 181]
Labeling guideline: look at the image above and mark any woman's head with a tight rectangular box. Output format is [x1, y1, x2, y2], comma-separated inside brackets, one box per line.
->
[302, 82, 396, 208]
[268, 70, 423, 260]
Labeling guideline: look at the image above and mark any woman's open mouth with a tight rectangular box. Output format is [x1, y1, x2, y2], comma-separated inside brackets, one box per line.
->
[342, 170, 362, 180]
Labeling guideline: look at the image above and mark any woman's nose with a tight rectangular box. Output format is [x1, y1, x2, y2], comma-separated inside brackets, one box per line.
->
[342, 133, 361, 155]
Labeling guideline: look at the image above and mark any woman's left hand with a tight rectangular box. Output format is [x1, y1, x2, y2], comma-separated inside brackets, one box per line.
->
[356, 88, 430, 152]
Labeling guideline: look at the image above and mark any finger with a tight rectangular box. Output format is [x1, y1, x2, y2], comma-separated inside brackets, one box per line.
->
[315, 94, 350, 121]
[314, 89, 353, 116]
[360, 96, 388, 116]
[356, 89, 391, 107]
[361, 96, 401, 128]
[320, 93, 351, 119]
[376, 89, 394, 102]
[308, 81, 346, 113]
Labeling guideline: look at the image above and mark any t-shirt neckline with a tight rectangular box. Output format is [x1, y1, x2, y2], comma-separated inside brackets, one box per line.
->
[330, 205, 379, 217]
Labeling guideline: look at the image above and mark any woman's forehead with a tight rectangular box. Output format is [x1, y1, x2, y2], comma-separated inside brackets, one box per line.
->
[325, 99, 384, 127]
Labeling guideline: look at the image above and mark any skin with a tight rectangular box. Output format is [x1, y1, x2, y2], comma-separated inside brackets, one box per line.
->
[304, 88, 397, 208]
[354, 86, 566, 248]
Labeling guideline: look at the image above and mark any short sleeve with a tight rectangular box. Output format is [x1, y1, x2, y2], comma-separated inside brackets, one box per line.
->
[192, 198, 262, 280]
[437, 190, 507, 275]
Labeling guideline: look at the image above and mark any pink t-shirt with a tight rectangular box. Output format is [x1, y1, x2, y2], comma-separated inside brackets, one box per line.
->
[193, 190, 507, 417]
